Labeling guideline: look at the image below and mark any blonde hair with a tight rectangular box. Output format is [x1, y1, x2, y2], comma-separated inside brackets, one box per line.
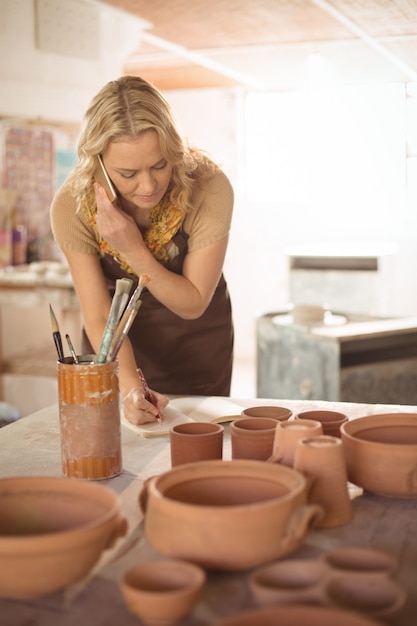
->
[68, 76, 219, 211]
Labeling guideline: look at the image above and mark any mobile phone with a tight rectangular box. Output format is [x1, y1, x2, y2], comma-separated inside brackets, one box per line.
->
[93, 155, 117, 203]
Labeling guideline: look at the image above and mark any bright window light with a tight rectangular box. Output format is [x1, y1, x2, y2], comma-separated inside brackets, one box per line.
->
[245, 82, 407, 238]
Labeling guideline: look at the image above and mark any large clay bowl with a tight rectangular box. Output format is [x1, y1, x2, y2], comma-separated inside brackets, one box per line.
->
[341, 413, 417, 498]
[139, 460, 323, 571]
[0, 476, 127, 598]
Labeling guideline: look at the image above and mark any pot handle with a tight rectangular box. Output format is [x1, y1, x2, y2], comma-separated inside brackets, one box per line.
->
[138, 475, 156, 514]
[281, 504, 324, 553]
[105, 513, 128, 550]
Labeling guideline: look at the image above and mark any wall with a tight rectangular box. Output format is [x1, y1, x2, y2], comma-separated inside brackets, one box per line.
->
[2, 0, 417, 380]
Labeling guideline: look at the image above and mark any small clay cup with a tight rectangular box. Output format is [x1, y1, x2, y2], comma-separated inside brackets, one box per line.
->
[231, 417, 278, 461]
[170, 422, 223, 467]
[294, 435, 353, 528]
[269, 419, 323, 467]
[295, 410, 348, 437]
[242, 406, 292, 421]
[120, 559, 206, 626]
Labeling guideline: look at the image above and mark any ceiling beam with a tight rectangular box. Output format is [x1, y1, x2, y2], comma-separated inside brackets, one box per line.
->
[139, 31, 268, 91]
[312, 0, 417, 82]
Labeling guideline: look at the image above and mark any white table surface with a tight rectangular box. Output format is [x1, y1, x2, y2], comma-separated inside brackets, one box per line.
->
[0, 397, 416, 626]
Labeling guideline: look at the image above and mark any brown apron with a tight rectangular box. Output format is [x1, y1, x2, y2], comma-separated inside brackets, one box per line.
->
[82, 229, 234, 396]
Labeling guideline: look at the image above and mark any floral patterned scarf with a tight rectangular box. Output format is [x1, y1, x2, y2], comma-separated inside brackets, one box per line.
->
[82, 188, 184, 274]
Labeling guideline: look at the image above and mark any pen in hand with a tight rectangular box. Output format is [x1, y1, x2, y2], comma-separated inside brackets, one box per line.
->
[137, 368, 163, 423]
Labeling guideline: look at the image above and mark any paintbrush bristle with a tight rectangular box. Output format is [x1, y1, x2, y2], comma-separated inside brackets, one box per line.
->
[49, 304, 59, 333]
[139, 273, 151, 288]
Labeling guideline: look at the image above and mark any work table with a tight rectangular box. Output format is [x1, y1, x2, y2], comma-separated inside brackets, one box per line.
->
[0, 397, 416, 625]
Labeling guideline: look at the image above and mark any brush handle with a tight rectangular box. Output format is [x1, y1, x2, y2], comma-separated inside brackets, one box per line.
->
[108, 300, 142, 361]
[137, 367, 163, 422]
[96, 279, 132, 363]
[53, 332, 64, 361]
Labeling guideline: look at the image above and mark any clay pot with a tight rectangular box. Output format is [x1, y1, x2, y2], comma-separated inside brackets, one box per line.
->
[269, 419, 323, 466]
[139, 459, 323, 571]
[215, 604, 385, 626]
[341, 413, 417, 497]
[170, 422, 223, 466]
[295, 410, 348, 437]
[231, 417, 277, 460]
[119, 559, 206, 626]
[241, 405, 292, 421]
[294, 435, 352, 528]
[0, 476, 127, 598]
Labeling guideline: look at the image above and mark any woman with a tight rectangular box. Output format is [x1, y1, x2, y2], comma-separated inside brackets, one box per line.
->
[50, 76, 234, 425]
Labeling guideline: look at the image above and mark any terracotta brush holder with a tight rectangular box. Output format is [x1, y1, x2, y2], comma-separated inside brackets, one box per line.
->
[57, 355, 122, 480]
[294, 435, 353, 528]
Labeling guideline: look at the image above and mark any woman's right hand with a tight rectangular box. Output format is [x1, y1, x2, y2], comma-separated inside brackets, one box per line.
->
[123, 386, 169, 425]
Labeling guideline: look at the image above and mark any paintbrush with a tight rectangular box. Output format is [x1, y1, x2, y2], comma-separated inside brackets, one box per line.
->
[49, 304, 64, 362]
[126, 273, 150, 309]
[137, 367, 163, 423]
[107, 273, 151, 361]
[96, 277, 133, 364]
[108, 300, 142, 361]
[65, 333, 79, 364]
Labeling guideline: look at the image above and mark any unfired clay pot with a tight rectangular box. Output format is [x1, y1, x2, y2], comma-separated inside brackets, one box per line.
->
[341, 413, 417, 498]
[268, 419, 323, 466]
[294, 435, 352, 528]
[295, 410, 348, 437]
[170, 421, 223, 466]
[231, 417, 277, 460]
[0, 476, 127, 598]
[241, 405, 292, 421]
[119, 559, 206, 626]
[139, 460, 323, 571]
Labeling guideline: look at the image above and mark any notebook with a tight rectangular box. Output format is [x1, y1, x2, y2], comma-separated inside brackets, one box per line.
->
[121, 396, 245, 438]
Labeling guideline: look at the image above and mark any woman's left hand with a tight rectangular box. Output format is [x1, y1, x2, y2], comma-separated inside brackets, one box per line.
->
[94, 182, 144, 255]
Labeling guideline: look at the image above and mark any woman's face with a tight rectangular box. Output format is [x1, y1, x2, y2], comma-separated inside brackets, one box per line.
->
[102, 130, 173, 210]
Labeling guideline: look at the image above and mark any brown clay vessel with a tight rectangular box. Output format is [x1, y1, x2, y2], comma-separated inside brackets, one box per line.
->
[295, 410, 348, 437]
[139, 460, 323, 571]
[269, 419, 323, 466]
[241, 405, 292, 421]
[170, 421, 223, 466]
[231, 417, 277, 460]
[294, 435, 352, 528]
[341, 413, 417, 497]
[119, 559, 205, 626]
[0, 476, 127, 598]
